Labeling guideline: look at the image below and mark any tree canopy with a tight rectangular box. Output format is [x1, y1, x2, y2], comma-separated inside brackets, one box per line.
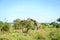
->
[57, 18, 60, 22]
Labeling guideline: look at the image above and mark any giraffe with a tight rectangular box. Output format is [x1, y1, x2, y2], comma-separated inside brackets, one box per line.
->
[27, 18, 40, 30]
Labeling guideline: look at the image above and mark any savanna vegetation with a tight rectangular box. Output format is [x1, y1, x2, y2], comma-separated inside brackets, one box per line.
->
[0, 18, 60, 40]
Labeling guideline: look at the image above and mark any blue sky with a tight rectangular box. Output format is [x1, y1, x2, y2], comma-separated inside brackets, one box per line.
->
[0, 0, 60, 23]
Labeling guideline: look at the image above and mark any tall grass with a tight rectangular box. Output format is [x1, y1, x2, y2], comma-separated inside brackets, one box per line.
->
[0, 28, 60, 40]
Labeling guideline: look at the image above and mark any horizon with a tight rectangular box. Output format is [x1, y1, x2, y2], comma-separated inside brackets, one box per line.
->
[0, 0, 60, 23]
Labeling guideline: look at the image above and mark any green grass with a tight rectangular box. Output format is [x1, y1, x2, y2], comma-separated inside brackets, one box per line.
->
[0, 28, 60, 40]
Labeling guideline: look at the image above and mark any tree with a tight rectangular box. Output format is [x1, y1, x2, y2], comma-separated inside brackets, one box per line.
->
[13, 19, 21, 29]
[50, 22, 60, 28]
[57, 18, 60, 22]
[22, 20, 34, 33]
[26, 20, 34, 30]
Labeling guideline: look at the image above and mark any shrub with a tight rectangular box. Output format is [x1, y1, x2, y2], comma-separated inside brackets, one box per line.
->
[0, 21, 4, 31]
[50, 22, 60, 28]
[1, 22, 11, 32]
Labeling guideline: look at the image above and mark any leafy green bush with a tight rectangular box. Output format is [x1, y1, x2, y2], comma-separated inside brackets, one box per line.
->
[0, 21, 4, 31]
[22, 20, 34, 33]
[50, 22, 60, 28]
[1, 22, 11, 32]
[13, 19, 21, 29]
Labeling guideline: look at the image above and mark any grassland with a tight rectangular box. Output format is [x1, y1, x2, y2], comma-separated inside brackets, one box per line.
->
[0, 28, 60, 40]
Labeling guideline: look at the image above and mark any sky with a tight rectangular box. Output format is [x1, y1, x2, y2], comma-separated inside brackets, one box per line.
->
[0, 0, 60, 23]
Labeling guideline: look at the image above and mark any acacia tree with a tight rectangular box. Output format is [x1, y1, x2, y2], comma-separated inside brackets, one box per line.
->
[21, 20, 34, 33]
[50, 22, 58, 28]
[26, 20, 34, 32]
[57, 18, 60, 22]
[57, 18, 60, 28]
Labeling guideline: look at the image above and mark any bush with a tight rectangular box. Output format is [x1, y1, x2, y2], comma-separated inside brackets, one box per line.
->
[21, 20, 34, 33]
[1, 22, 11, 32]
[50, 22, 60, 28]
[0, 21, 4, 31]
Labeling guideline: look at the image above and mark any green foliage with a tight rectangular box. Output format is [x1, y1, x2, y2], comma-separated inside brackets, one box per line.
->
[20, 20, 34, 29]
[0, 28, 60, 40]
[0, 21, 11, 32]
[13, 19, 21, 29]
[25, 20, 34, 29]
[40, 23, 48, 28]
[0, 18, 60, 40]
[21, 20, 34, 33]
[0, 21, 4, 31]
[13, 19, 35, 33]
[50, 22, 60, 28]
[25, 20, 34, 33]
[48, 28, 60, 40]
[57, 18, 60, 22]
[1, 22, 11, 32]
